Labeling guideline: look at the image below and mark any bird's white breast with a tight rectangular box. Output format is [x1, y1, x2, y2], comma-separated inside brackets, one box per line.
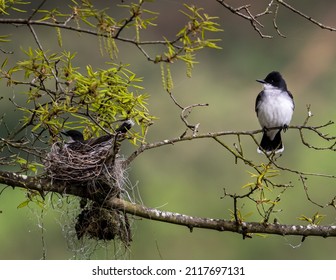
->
[257, 87, 294, 139]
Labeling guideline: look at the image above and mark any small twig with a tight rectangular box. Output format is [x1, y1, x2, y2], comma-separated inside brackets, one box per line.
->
[255, 0, 275, 18]
[297, 106, 336, 150]
[327, 196, 336, 210]
[167, 89, 208, 136]
[215, 0, 273, 38]
[83, 106, 113, 135]
[27, 24, 64, 94]
[216, 0, 336, 38]
[28, 0, 48, 21]
[114, 1, 143, 39]
[167, 90, 184, 110]
[277, 0, 336, 32]
[233, 134, 245, 164]
[299, 174, 324, 208]
[243, 6, 264, 28]
[274, 160, 336, 179]
[0, 48, 14, 54]
[213, 136, 255, 167]
[181, 103, 208, 134]
[263, 195, 281, 223]
[273, 3, 286, 38]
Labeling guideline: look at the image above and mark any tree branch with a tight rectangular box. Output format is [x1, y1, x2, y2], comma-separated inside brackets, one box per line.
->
[108, 197, 336, 238]
[215, 0, 336, 38]
[0, 18, 183, 63]
[277, 0, 336, 32]
[215, 0, 273, 38]
[124, 123, 336, 166]
[1, 170, 336, 238]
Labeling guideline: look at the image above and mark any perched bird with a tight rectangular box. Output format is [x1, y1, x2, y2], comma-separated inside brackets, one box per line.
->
[61, 119, 134, 149]
[255, 71, 294, 154]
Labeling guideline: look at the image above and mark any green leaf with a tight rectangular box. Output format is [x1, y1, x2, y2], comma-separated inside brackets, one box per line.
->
[17, 200, 30, 209]
[0, 34, 11, 42]
[1, 57, 8, 69]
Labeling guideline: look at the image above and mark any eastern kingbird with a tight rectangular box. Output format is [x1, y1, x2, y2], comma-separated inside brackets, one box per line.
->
[255, 71, 294, 154]
[61, 119, 134, 149]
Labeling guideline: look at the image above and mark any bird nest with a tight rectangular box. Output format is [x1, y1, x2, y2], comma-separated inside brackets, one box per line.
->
[75, 200, 131, 245]
[44, 136, 132, 245]
[45, 139, 119, 182]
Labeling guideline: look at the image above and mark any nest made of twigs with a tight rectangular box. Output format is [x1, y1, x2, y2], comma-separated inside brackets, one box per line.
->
[44, 138, 120, 183]
[75, 200, 132, 245]
[44, 135, 132, 245]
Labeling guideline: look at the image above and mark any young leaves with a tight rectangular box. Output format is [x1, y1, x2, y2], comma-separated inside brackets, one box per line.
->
[2, 49, 154, 144]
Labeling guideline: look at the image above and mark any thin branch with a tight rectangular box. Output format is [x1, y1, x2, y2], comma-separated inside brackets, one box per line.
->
[297, 106, 336, 150]
[0, 17, 187, 64]
[180, 103, 208, 135]
[27, 24, 64, 94]
[216, 0, 336, 37]
[0, 18, 179, 46]
[124, 124, 336, 167]
[213, 136, 255, 167]
[277, 0, 336, 32]
[167, 90, 184, 110]
[114, 1, 144, 39]
[271, 159, 336, 179]
[0, 48, 14, 54]
[28, 0, 48, 21]
[215, 0, 273, 38]
[273, 3, 286, 38]
[299, 174, 324, 208]
[124, 127, 262, 166]
[255, 0, 275, 18]
[167, 90, 209, 136]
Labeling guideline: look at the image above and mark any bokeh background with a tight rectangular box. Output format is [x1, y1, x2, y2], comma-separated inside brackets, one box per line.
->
[0, 0, 336, 259]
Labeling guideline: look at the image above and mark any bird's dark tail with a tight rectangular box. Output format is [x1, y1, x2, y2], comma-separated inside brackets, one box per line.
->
[257, 130, 284, 154]
[116, 119, 134, 134]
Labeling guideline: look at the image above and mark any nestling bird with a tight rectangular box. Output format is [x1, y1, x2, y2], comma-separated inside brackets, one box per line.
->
[255, 71, 294, 154]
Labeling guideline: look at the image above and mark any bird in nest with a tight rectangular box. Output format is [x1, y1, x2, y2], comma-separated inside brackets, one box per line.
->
[61, 119, 134, 150]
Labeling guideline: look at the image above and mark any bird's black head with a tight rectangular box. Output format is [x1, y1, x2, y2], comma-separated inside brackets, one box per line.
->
[257, 71, 287, 90]
[61, 130, 84, 142]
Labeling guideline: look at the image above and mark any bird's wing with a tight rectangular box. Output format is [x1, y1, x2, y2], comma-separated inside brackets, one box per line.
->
[287, 90, 295, 110]
[86, 134, 113, 146]
[255, 90, 264, 114]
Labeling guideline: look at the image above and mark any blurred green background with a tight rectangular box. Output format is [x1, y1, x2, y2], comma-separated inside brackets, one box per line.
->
[0, 0, 336, 259]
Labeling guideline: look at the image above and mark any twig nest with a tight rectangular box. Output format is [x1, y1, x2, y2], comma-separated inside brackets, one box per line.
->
[75, 201, 132, 245]
[44, 137, 119, 182]
[44, 132, 132, 245]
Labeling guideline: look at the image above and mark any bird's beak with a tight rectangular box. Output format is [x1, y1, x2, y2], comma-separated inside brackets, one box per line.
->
[256, 79, 265, 84]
